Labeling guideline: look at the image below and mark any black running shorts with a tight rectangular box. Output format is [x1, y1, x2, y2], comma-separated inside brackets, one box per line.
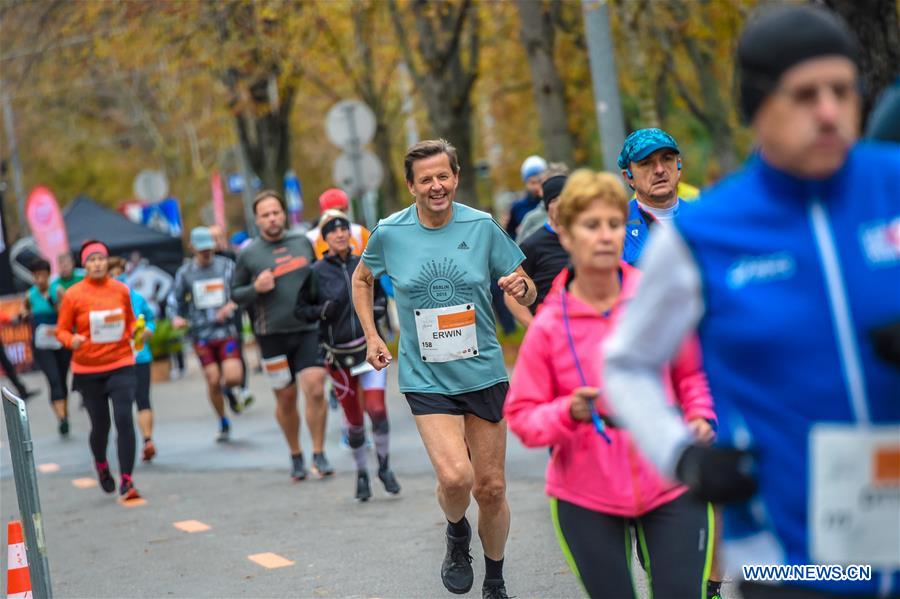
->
[405, 381, 509, 423]
[256, 331, 323, 383]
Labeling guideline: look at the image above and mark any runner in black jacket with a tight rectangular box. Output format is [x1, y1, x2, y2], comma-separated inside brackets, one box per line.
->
[296, 211, 400, 501]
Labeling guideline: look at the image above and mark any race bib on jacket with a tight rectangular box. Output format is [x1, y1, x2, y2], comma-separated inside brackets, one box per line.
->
[810, 424, 900, 567]
[34, 324, 62, 350]
[89, 308, 125, 344]
[193, 278, 226, 310]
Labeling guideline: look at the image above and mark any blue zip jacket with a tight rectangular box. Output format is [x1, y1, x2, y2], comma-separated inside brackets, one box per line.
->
[623, 198, 686, 266]
[675, 143, 900, 595]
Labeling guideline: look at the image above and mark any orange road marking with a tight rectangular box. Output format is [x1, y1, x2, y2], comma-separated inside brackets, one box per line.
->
[173, 520, 211, 533]
[247, 552, 294, 569]
[71, 478, 97, 489]
[37, 463, 60, 473]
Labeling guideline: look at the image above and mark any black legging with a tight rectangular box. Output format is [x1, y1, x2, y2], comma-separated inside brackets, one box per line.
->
[134, 362, 152, 412]
[32, 347, 71, 402]
[552, 492, 713, 599]
[74, 366, 137, 476]
[0, 339, 29, 396]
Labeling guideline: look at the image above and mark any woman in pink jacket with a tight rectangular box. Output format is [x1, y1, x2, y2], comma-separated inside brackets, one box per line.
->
[505, 169, 717, 598]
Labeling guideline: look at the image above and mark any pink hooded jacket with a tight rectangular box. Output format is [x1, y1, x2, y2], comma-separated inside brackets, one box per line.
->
[505, 262, 716, 517]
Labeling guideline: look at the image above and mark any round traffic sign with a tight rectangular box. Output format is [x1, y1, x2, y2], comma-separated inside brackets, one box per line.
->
[325, 100, 376, 149]
[332, 150, 384, 193]
[133, 170, 169, 203]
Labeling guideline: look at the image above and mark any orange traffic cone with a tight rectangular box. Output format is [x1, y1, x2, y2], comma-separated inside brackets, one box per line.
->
[6, 520, 32, 598]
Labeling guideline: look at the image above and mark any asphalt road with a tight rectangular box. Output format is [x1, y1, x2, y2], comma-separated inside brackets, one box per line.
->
[2, 350, 736, 598]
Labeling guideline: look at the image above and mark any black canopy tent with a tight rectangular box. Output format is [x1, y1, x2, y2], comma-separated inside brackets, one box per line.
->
[64, 196, 183, 274]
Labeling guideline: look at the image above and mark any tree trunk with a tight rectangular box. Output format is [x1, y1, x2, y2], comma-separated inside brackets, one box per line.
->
[821, 0, 900, 124]
[516, 0, 575, 164]
[235, 89, 292, 194]
[372, 119, 403, 212]
[615, 0, 661, 128]
[388, 0, 482, 207]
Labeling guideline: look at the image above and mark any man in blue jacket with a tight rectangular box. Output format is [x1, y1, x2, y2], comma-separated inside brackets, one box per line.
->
[605, 5, 900, 597]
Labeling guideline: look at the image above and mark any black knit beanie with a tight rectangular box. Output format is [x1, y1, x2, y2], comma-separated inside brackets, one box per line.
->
[541, 175, 568, 211]
[737, 5, 858, 123]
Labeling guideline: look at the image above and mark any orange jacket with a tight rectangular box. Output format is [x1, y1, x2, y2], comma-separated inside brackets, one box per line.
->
[305, 222, 370, 259]
[56, 276, 136, 374]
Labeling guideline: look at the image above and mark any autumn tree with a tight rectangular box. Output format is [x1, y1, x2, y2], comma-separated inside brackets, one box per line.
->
[307, 1, 405, 211]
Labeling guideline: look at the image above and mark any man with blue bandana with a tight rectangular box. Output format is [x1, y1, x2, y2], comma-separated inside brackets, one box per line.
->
[617, 128, 687, 265]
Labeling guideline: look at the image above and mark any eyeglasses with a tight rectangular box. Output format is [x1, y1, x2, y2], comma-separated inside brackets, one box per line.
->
[776, 79, 859, 107]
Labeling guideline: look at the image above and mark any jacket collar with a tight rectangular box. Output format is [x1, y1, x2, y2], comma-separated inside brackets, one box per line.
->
[543, 261, 642, 317]
[753, 146, 857, 201]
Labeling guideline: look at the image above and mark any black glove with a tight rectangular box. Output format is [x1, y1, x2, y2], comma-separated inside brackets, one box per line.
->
[675, 443, 757, 504]
[871, 321, 900, 368]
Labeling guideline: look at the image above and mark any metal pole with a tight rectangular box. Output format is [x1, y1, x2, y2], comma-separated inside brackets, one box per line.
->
[582, 0, 627, 172]
[2, 90, 28, 235]
[2, 386, 52, 598]
[342, 103, 363, 222]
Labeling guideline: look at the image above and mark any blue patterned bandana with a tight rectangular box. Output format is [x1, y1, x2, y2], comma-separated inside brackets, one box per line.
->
[617, 128, 680, 169]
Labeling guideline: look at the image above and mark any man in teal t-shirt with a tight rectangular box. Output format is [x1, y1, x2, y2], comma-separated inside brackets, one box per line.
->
[353, 139, 536, 599]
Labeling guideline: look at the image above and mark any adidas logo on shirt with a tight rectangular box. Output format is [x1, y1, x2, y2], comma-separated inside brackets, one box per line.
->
[458, 241, 470, 250]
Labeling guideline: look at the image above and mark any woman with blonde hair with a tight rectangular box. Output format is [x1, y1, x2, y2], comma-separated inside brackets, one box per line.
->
[505, 170, 717, 597]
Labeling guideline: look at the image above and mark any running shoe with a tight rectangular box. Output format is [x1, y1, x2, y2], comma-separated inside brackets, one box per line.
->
[58, 417, 69, 437]
[225, 388, 242, 414]
[216, 418, 231, 443]
[377, 466, 401, 495]
[442, 518, 474, 594]
[240, 388, 254, 411]
[355, 471, 372, 502]
[97, 463, 116, 494]
[291, 454, 308, 481]
[142, 439, 156, 463]
[482, 579, 510, 599]
[119, 478, 141, 501]
[311, 452, 335, 477]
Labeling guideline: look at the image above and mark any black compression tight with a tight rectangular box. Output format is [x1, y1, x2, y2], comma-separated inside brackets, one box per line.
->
[32, 347, 71, 402]
[552, 493, 713, 599]
[75, 366, 137, 476]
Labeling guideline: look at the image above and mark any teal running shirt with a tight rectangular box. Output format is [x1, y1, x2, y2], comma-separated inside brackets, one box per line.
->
[363, 202, 524, 395]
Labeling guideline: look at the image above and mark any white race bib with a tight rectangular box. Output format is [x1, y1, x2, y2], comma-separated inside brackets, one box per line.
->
[89, 309, 125, 344]
[34, 324, 62, 350]
[809, 423, 900, 567]
[193, 278, 227, 310]
[262, 355, 293, 390]
[414, 303, 478, 363]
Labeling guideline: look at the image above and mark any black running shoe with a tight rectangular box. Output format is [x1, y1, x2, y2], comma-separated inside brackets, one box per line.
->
[441, 518, 474, 594]
[356, 471, 372, 502]
[482, 579, 510, 599]
[119, 478, 141, 501]
[311, 452, 335, 477]
[58, 417, 69, 437]
[97, 464, 116, 494]
[291, 454, 308, 481]
[225, 388, 242, 414]
[377, 466, 401, 494]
